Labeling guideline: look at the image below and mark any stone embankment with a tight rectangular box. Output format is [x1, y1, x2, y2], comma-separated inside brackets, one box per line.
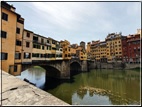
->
[89, 61, 140, 69]
[1, 71, 69, 105]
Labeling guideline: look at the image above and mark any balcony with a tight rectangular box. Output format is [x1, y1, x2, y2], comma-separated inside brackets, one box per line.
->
[33, 40, 39, 43]
[46, 43, 51, 46]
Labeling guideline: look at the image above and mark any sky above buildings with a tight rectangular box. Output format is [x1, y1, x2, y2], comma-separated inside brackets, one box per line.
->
[8, 1, 141, 45]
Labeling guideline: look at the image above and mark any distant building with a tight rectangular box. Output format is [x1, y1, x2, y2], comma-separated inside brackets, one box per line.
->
[121, 33, 140, 63]
[87, 42, 91, 53]
[60, 40, 71, 59]
[80, 41, 85, 50]
[105, 32, 122, 63]
[71, 44, 78, 48]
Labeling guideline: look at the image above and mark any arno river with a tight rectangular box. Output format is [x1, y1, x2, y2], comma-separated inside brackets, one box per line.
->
[16, 66, 140, 105]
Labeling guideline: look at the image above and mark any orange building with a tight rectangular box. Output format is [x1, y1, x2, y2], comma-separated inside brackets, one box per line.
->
[60, 40, 71, 59]
[1, 2, 24, 75]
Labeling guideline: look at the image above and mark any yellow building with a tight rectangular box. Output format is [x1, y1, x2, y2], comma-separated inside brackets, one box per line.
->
[1, 2, 24, 75]
[32, 34, 54, 61]
[22, 29, 33, 64]
[60, 40, 71, 59]
[83, 50, 87, 60]
[87, 42, 91, 60]
[106, 33, 122, 63]
[71, 47, 77, 58]
[48, 37, 57, 60]
[90, 41, 100, 62]
[99, 41, 107, 62]
[76, 46, 87, 60]
[87, 42, 91, 52]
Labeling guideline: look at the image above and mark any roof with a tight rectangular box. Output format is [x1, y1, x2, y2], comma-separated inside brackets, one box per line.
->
[2, 1, 21, 16]
[24, 29, 33, 33]
[127, 38, 140, 42]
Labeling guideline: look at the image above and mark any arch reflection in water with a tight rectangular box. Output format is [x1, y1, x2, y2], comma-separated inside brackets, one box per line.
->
[16, 66, 46, 89]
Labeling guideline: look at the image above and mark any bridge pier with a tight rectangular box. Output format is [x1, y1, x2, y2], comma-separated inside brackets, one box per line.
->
[60, 60, 70, 79]
[81, 60, 88, 72]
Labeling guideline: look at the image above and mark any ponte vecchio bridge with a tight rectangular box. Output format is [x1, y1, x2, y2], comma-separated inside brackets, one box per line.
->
[22, 59, 88, 79]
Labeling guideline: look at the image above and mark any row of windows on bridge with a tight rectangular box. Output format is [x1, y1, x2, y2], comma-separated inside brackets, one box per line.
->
[0, 52, 63, 61]
[32, 53, 62, 58]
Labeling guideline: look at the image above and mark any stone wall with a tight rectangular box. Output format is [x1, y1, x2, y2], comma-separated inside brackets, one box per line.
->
[88, 61, 140, 69]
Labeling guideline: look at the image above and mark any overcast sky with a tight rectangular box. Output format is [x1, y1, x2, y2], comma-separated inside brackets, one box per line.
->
[8, 1, 141, 45]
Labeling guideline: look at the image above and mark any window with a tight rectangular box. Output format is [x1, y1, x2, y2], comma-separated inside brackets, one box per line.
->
[27, 32, 30, 37]
[33, 36, 38, 41]
[138, 48, 140, 52]
[137, 41, 140, 44]
[119, 45, 121, 47]
[132, 41, 136, 45]
[116, 52, 118, 54]
[49, 46, 51, 50]
[119, 41, 121, 43]
[69, 48, 70, 51]
[15, 53, 21, 59]
[33, 44, 40, 49]
[26, 42, 30, 48]
[47, 46, 48, 50]
[56, 54, 58, 57]
[42, 46, 44, 50]
[14, 65, 17, 72]
[16, 40, 21, 46]
[59, 54, 62, 57]
[41, 39, 44, 43]
[52, 40, 55, 44]
[16, 28, 20, 34]
[119, 52, 121, 54]
[0, 53, 8, 60]
[65, 54, 67, 57]
[134, 49, 136, 53]
[47, 40, 49, 43]
[1, 31, 7, 38]
[68, 54, 71, 57]
[2, 12, 8, 21]
[52, 47, 56, 50]
[24, 53, 31, 59]
[52, 54, 55, 58]
[115, 45, 117, 47]
[41, 54, 45, 58]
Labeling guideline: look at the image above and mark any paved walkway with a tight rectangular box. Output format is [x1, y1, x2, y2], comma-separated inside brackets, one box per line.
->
[1, 71, 69, 105]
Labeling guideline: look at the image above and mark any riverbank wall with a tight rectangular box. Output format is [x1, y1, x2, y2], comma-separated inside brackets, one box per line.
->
[1, 70, 69, 105]
[88, 61, 140, 69]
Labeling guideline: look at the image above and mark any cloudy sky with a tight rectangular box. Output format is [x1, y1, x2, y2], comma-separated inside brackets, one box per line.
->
[8, 1, 141, 45]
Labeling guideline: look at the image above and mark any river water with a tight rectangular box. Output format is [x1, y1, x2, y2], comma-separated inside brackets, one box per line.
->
[16, 66, 140, 105]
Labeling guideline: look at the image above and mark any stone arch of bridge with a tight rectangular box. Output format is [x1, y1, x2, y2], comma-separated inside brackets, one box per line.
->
[22, 64, 62, 79]
[70, 60, 82, 67]
[70, 61, 82, 76]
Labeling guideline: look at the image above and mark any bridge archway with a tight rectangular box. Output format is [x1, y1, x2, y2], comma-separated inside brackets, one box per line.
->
[70, 61, 81, 76]
[41, 65, 61, 79]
